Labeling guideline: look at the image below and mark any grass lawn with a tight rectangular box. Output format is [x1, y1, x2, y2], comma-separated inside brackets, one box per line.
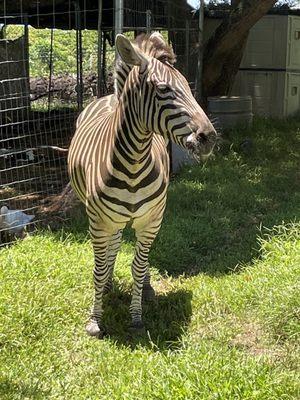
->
[0, 118, 299, 399]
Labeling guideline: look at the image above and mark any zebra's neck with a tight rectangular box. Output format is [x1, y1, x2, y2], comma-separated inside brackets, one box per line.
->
[113, 68, 155, 170]
[113, 102, 153, 170]
[115, 59, 132, 99]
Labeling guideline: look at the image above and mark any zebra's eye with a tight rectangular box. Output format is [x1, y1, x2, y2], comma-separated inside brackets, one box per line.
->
[156, 83, 170, 93]
[155, 83, 176, 99]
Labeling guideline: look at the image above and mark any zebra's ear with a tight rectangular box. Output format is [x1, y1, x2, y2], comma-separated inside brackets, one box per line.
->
[116, 34, 147, 66]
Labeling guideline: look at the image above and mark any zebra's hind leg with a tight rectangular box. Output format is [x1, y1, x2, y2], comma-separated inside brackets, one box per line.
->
[105, 231, 154, 299]
[86, 227, 113, 338]
[104, 229, 123, 294]
[129, 226, 160, 333]
[142, 266, 155, 302]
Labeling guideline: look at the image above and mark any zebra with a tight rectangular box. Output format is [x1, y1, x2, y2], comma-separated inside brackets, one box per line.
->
[68, 32, 217, 338]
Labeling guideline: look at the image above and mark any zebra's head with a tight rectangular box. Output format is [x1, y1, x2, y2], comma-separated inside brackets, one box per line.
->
[116, 32, 217, 161]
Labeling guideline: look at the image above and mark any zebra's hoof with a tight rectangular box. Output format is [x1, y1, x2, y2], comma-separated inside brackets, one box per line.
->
[142, 284, 155, 302]
[86, 319, 104, 339]
[129, 321, 145, 335]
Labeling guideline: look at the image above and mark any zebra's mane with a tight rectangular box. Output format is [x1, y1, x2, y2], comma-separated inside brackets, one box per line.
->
[133, 32, 176, 66]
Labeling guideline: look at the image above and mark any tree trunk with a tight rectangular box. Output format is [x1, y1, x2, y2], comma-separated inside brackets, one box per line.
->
[202, 0, 277, 100]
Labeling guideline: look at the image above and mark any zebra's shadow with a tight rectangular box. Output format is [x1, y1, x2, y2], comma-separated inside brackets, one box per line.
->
[101, 287, 192, 350]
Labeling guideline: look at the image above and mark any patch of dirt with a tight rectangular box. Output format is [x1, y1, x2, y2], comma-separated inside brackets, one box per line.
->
[34, 183, 82, 230]
[230, 322, 267, 355]
[191, 316, 285, 362]
[39, 182, 79, 213]
[230, 321, 283, 360]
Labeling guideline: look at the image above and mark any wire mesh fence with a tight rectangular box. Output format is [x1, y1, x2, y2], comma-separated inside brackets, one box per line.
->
[0, 0, 199, 245]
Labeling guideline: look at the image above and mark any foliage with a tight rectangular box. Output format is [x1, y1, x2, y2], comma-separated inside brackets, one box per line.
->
[205, 0, 298, 8]
[5, 25, 99, 78]
[0, 118, 299, 399]
[275, 0, 299, 6]
[29, 28, 99, 77]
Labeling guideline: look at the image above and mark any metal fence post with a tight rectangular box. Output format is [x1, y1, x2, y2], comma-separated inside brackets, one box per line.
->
[195, 0, 204, 103]
[114, 0, 124, 37]
[97, 0, 103, 98]
[146, 10, 152, 34]
[185, 19, 190, 78]
[75, 0, 83, 112]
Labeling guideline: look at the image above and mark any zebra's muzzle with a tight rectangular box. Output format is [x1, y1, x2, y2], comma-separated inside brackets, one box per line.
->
[185, 129, 217, 161]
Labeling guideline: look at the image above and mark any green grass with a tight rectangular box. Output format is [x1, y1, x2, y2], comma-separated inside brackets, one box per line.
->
[0, 118, 300, 399]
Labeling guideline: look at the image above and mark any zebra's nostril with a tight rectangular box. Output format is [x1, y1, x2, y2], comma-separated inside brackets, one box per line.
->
[198, 132, 208, 142]
[198, 130, 217, 142]
[195, 131, 208, 143]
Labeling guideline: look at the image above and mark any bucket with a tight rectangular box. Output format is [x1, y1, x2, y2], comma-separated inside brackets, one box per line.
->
[208, 96, 253, 129]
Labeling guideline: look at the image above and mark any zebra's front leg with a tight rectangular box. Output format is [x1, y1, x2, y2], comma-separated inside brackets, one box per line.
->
[104, 229, 123, 294]
[142, 265, 156, 302]
[86, 228, 112, 338]
[130, 227, 159, 332]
